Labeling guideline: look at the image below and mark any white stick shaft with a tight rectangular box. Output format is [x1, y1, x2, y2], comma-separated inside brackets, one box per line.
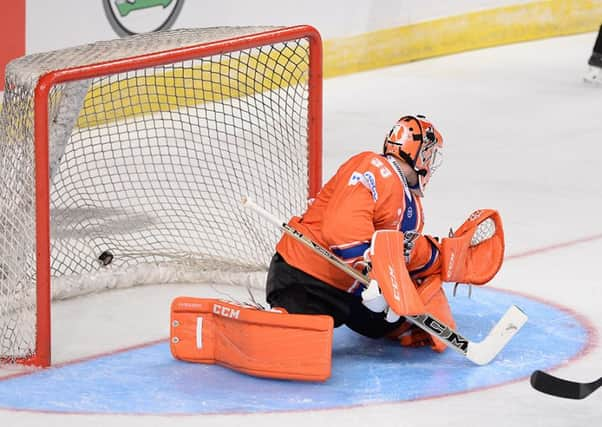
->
[242, 196, 368, 285]
[241, 196, 286, 229]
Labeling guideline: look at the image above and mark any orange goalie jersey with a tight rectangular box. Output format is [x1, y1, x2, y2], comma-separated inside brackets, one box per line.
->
[276, 152, 439, 292]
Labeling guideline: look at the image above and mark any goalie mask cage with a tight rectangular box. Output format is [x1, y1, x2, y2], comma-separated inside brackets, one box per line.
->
[0, 25, 322, 367]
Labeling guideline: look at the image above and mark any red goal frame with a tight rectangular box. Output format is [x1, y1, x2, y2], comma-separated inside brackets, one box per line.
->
[24, 25, 322, 367]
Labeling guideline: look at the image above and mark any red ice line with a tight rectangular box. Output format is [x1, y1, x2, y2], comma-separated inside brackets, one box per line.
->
[505, 233, 602, 260]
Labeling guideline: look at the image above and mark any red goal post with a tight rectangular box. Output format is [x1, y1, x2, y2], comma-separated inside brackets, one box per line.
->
[0, 25, 323, 367]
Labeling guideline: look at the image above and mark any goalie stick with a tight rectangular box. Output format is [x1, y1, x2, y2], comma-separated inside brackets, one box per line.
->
[242, 196, 527, 365]
[530, 370, 602, 399]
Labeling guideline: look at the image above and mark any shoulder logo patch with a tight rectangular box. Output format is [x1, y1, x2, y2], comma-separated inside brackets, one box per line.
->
[348, 171, 379, 201]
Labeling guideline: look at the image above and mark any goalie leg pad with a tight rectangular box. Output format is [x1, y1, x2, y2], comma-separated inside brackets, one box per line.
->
[420, 276, 457, 353]
[170, 297, 333, 381]
[388, 275, 456, 353]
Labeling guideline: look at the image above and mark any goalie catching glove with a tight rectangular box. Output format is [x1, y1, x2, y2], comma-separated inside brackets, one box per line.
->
[439, 209, 504, 285]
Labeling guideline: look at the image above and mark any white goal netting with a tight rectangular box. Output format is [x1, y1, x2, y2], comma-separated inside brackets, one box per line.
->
[0, 26, 321, 364]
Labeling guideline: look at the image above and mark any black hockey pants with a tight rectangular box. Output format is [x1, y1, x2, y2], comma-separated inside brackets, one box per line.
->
[265, 253, 404, 338]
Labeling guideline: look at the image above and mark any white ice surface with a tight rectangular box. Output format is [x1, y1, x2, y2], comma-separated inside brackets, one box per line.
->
[1, 32, 601, 426]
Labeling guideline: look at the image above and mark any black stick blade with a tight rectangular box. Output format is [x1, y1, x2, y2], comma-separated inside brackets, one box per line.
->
[530, 370, 602, 400]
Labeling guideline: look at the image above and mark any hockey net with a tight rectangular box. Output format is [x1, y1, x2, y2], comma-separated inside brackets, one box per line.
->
[0, 26, 322, 366]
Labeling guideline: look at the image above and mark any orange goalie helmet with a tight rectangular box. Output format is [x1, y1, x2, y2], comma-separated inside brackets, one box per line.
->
[383, 114, 443, 196]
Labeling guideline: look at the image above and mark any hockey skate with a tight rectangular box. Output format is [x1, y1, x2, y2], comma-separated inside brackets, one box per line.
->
[584, 52, 602, 85]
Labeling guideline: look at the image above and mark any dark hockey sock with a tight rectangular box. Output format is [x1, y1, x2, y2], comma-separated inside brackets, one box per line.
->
[588, 25, 602, 68]
[593, 25, 602, 54]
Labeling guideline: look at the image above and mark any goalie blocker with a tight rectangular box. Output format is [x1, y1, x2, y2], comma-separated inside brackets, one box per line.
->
[170, 297, 333, 381]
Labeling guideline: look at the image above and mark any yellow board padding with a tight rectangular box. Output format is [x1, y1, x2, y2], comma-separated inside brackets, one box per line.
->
[77, 45, 309, 128]
[1, 1, 599, 121]
[323, 0, 602, 77]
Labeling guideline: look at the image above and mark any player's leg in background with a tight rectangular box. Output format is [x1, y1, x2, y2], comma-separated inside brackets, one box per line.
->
[584, 24, 602, 85]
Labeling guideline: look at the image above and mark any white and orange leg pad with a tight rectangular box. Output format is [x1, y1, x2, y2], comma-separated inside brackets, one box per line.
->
[387, 275, 457, 353]
[169, 297, 334, 382]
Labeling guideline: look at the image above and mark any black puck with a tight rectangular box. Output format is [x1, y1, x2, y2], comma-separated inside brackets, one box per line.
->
[98, 250, 114, 266]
